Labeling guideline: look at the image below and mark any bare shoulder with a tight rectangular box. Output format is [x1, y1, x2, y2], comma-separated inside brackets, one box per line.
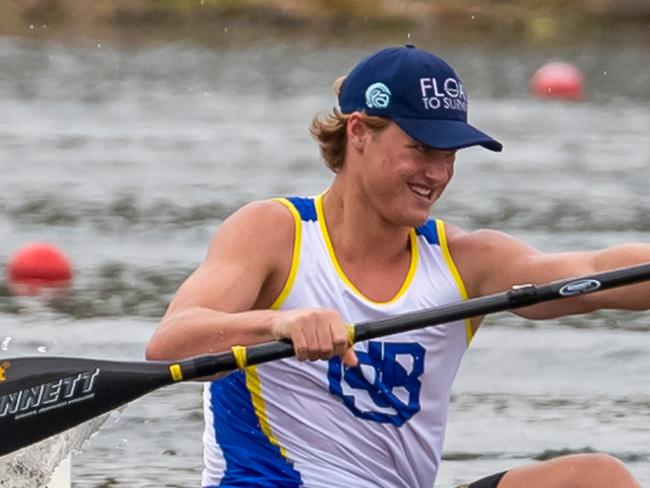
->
[207, 199, 295, 261]
[445, 225, 537, 257]
[443, 223, 540, 298]
[213, 199, 299, 305]
[163, 199, 297, 317]
[206, 198, 297, 287]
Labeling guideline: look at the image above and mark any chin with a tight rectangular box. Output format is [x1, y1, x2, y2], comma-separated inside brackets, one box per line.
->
[379, 195, 434, 228]
[397, 209, 431, 228]
[411, 214, 431, 227]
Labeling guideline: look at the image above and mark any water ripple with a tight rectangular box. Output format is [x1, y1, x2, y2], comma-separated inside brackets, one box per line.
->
[0, 263, 191, 319]
[3, 194, 237, 231]
[443, 447, 650, 464]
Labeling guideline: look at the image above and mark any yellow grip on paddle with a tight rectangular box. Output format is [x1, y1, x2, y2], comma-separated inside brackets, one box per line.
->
[231, 345, 248, 369]
[169, 363, 184, 382]
[346, 323, 356, 346]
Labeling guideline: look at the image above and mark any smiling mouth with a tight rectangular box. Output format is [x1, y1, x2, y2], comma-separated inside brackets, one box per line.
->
[408, 183, 434, 200]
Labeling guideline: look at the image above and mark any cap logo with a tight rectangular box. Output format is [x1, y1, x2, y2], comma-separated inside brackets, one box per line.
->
[365, 82, 391, 109]
[419, 77, 467, 112]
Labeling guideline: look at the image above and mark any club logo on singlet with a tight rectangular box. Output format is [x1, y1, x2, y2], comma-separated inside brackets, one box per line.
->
[328, 341, 425, 427]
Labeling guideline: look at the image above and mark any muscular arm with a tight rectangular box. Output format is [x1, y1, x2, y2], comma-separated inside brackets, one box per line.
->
[448, 225, 650, 320]
[146, 200, 357, 370]
[145, 200, 292, 360]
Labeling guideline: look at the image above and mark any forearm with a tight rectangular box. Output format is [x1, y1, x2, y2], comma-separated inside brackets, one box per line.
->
[587, 243, 650, 311]
[145, 307, 279, 361]
[518, 243, 650, 319]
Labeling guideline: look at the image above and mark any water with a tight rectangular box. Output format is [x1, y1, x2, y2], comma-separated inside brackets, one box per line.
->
[1, 33, 650, 487]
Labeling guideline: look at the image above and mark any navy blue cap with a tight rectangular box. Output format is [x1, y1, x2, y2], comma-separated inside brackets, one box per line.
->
[339, 45, 502, 152]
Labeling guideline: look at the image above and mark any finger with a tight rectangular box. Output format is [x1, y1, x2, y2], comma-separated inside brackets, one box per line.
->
[331, 324, 348, 357]
[292, 327, 309, 362]
[342, 348, 358, 368]
[315, 322, 334, 360]
[301, 323, 321, 361]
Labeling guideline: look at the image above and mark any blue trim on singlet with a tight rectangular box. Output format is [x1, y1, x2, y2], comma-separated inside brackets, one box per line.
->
[206, 372, 302, 487]
[415, 219, 439, 245]
[286, 196, 317, 222]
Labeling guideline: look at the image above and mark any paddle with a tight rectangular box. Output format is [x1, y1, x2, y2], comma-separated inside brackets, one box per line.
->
[2, 263, 650, 457]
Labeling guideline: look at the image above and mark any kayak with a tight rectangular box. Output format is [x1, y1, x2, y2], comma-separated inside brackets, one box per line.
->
[46, 456, 70, 488]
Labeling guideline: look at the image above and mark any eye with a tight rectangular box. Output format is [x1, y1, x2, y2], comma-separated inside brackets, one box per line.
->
[407, 143, 429, 153]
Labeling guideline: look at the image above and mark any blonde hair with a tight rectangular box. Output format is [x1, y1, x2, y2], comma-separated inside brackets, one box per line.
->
[310, 76, 390, 173]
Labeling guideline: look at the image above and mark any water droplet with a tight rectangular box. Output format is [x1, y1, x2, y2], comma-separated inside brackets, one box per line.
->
[97, 43, 102, 48]
[37, 345, 47, 353]
[602, 70, 608, 76]
[29, 24, 35, 30]
[471, 15, 476, 20]
[224, 26, 229, 33]
[406, 32, 411, 39]
[1, 337, 12, 351]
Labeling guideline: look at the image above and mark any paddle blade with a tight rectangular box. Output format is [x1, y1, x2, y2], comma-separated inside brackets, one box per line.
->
[0, 356, 173, 457]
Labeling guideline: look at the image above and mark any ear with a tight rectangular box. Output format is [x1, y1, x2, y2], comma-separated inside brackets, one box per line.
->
[346, 112, 369, 153]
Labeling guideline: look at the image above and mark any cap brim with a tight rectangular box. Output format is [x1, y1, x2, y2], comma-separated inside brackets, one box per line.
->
[392, 117, 503, 152]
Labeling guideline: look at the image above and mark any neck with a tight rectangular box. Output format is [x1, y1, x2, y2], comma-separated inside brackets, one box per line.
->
[322, 177, 412, 263]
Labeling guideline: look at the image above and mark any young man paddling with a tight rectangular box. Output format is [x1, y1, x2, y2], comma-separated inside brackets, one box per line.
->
[147, 45, 647, 487]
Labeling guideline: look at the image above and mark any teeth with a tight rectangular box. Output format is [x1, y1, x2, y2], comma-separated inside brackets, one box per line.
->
[409, 184, 432, 198]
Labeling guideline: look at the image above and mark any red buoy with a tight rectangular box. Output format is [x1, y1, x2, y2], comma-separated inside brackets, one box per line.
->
[530, 62, 584, 101]
[6, 243, 73, 291]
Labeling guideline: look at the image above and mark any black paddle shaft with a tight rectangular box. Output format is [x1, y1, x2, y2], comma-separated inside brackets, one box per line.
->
[355, 262, 650, 341]
[242, 263, 650, 366]
[1, 262, 649, 457]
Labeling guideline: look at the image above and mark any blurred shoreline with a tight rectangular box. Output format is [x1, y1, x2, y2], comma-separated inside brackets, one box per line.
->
[2, 0, 650, 47]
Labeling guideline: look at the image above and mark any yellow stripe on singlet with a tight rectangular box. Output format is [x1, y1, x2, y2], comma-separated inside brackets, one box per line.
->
[245, 366, 288, 457]
[270, 198, 302, 310]
[436, 219, 474, 344]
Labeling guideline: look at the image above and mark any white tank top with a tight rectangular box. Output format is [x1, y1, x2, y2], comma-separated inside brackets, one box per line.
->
[202, 194, 473, 488]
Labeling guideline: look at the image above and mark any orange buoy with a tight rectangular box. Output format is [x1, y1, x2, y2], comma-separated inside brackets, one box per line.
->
[6, 243, 73, 291]
[530, 62, 584, 101]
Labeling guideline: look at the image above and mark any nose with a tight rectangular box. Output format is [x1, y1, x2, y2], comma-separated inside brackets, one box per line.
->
[423, 152, 455, 181]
